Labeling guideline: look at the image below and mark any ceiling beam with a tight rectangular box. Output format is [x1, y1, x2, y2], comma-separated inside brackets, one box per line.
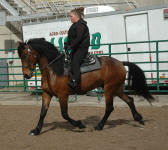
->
[5, 1, 137, 22]
[0, 0, 19, 16]
[6, 12, 57, 21]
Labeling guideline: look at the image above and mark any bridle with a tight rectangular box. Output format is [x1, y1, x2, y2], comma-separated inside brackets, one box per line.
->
[22, 48, 32, 69]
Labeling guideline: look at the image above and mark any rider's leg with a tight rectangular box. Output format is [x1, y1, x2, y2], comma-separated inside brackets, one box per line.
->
[68, 47, 88, 90]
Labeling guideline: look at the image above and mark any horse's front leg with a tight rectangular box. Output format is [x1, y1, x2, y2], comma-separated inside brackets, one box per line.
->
[59, 96, 85, 129]
[29, 92, 52, 136]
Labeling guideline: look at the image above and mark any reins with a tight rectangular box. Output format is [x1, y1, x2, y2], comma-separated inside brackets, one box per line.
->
[40, 53, 64, 71]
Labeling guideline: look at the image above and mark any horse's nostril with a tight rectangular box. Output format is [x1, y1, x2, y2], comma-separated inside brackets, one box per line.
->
[24, 74, 31, 79]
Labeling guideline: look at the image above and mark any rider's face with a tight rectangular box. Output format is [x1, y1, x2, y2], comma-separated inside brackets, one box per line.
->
[69, 12, 80, 23]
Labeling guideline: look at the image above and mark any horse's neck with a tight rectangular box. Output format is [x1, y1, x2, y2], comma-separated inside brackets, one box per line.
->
[38, 56, 47, 70]
[38, 57, 54, 78]
[37, 57, 57, 91]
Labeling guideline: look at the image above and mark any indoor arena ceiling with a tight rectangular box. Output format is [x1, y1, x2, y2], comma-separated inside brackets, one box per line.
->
[0, 0, 168, 34]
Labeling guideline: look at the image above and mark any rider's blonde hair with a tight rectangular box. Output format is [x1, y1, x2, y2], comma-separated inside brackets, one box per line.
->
[70, 7, 85, 18]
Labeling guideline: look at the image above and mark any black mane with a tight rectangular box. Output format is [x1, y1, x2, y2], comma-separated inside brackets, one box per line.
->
[19, 38, 64, 76]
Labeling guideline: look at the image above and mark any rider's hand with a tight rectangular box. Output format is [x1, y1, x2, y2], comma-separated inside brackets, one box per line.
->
[64, 42, 68, 50]
[64, 43, 71, 54]
[66, 53, 71, 60]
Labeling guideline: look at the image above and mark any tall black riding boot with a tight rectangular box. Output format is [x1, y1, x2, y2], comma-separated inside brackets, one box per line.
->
[68, 79, 79, 92]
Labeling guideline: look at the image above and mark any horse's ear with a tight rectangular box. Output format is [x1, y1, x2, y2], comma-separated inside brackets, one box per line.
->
[16, 41, 22, 47]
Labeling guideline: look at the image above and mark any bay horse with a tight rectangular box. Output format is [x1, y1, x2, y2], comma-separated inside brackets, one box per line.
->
[17, 38, 154, 136]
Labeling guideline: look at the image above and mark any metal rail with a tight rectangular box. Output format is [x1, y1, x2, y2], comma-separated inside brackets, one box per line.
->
[0, 40, 167, 102]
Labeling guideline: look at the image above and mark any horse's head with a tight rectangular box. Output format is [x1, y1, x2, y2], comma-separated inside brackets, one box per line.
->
[17, 42, 39, 79]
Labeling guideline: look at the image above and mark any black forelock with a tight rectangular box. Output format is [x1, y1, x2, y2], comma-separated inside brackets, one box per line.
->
[17, 42, 26, 58]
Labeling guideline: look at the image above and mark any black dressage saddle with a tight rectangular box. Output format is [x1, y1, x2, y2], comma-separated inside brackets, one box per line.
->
[64, 53, 101, 75]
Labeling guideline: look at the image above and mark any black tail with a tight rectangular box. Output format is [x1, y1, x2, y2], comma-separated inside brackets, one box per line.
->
[123, 61, 154, 104]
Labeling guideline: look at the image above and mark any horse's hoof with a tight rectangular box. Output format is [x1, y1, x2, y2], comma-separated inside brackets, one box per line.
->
[77, 120, 86, 129]
[29, 129, 40, 136]
[94, 125, 103, 131]
[139, 119, 145, 125]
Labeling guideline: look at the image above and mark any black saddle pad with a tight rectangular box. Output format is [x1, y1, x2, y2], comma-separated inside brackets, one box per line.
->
[64, 54, 101, 75]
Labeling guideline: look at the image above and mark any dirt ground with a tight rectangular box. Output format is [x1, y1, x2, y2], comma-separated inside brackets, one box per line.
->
[0, 105, 168, 150]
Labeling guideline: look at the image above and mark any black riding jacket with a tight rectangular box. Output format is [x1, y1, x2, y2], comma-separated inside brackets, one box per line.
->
[67, 18, 90, 50]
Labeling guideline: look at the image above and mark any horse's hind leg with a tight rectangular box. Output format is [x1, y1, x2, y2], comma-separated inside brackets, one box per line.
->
[59, 96, 85, 129]
[95, 90, 114, 130]
[118, 91, 144, 125]
[29, 92, 52, 136]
